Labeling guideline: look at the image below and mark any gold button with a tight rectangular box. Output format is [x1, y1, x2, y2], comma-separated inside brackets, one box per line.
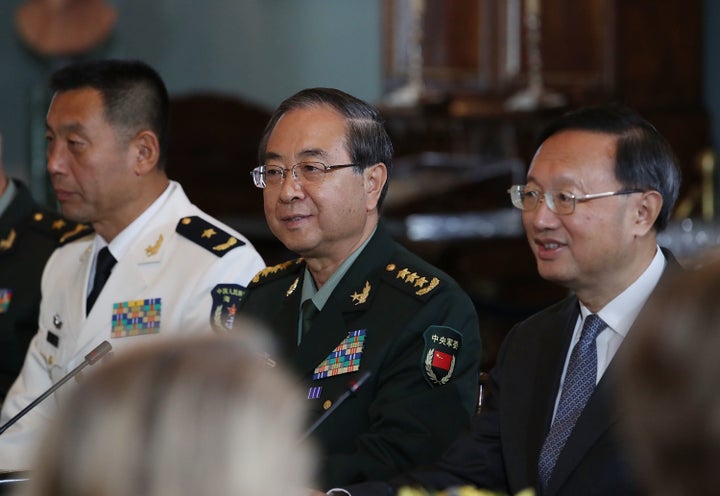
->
[323, 400, 332, 410]
[386, 264, 396, 271]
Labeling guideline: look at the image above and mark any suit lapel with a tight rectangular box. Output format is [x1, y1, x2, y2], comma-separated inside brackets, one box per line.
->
[520, 298, 580, 486]
[547, 363, 620, 494]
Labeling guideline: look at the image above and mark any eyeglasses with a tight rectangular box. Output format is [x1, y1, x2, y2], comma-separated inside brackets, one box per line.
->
[250, 162, 357, 189]
[507, 184, 644, 215]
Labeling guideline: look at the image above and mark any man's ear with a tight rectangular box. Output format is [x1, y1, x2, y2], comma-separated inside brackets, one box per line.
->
[364, 162, 387, 210]
[634, 190, 663, 236]
[132, 130, 160, 175]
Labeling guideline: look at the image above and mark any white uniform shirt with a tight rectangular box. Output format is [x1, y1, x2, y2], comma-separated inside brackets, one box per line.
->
[0, 181, 265, 469]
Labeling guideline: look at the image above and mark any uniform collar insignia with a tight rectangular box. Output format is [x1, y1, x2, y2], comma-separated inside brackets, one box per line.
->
[286, 277, 299, 297]
[350, 281, 371, 305]
[145, 234, 164, 256]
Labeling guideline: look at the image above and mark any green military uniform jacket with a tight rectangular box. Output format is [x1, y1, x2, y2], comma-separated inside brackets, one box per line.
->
[237, 222, 482, 488]
[0, 180, 79, 400]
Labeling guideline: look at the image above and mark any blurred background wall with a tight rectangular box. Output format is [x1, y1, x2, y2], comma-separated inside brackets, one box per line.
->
[1, 0, 718, 179]
[1, 0, 718, 368]
[0, 0, 383, 180]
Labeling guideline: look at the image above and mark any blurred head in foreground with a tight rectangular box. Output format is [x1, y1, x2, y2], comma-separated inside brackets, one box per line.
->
[21, 330, 315, 496]
[618, 254, 720, 496]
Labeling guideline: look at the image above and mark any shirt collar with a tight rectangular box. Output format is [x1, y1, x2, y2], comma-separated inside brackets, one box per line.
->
[301, 225, 378, 311]
[580, 246, 667, 338]
[93, 182, 174, 260]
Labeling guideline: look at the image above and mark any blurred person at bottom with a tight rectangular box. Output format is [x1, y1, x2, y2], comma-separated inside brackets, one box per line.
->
[15, 326, 315, 496]
[618, 255, 720, 496]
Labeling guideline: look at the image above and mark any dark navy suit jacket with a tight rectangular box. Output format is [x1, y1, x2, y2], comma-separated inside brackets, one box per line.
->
[345, 249, 680, 496]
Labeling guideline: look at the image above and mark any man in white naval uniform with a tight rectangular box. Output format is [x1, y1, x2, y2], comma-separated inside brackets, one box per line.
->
[0, 59, 265, 469]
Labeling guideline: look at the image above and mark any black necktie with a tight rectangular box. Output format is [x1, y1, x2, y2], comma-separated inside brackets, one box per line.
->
[86, 247, 117, 315]
[301, 299, 318, 336]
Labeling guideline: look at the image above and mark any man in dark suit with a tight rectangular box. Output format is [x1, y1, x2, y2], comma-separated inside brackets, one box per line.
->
[0, 134, 78, 401]
[329, 104, 682, 496]
[236, 88, 482, 488]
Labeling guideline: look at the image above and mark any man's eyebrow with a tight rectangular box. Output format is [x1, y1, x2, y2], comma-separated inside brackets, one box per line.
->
[525, 175, 579, 190]
[264, 151, 282, 162]
[46, 121, 87, 135]
[263, 148, 329, 163]
[298, 148, 328, 160]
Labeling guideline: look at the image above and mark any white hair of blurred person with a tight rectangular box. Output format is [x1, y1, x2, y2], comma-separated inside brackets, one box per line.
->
[18, 327, 315, 496]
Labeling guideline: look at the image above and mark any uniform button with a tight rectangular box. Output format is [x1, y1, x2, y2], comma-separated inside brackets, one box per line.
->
[323, 400, 332, 410]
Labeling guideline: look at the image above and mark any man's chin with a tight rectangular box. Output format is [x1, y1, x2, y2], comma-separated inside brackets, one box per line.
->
[58, 205, 90, 225]
[273, 229, 312, 256]
[536, 264, 571, 286]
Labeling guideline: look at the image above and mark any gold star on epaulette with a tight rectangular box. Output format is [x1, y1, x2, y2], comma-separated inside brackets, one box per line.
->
[397, 268, 411, 280]
[175, 216, 244, 257]
[29, 211, 91, 244]
[350, 281, 371, 305]
[386, 264, 441, 296]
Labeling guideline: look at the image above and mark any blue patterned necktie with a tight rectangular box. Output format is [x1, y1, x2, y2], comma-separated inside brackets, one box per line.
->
[538, 313, 607, 489]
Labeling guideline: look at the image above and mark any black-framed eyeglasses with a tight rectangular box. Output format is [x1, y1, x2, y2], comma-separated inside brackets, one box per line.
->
[507, 184, 645, 215]
[250, 162, 357, 189]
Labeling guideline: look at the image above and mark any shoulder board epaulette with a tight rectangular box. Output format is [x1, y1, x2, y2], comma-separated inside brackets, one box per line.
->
[249, 258, 304, 287]
[26, 211, 94, 245]
[382, 262, 442, 300]
[176, 216, 245, 257]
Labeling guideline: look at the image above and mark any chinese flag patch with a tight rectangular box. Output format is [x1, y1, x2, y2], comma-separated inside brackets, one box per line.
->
[432, 350, 452, 371]
[422, 325, 462, 386]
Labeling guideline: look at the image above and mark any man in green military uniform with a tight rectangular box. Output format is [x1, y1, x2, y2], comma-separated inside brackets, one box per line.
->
[0, 134, 79, 400]
[236, 88, 482, 489]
